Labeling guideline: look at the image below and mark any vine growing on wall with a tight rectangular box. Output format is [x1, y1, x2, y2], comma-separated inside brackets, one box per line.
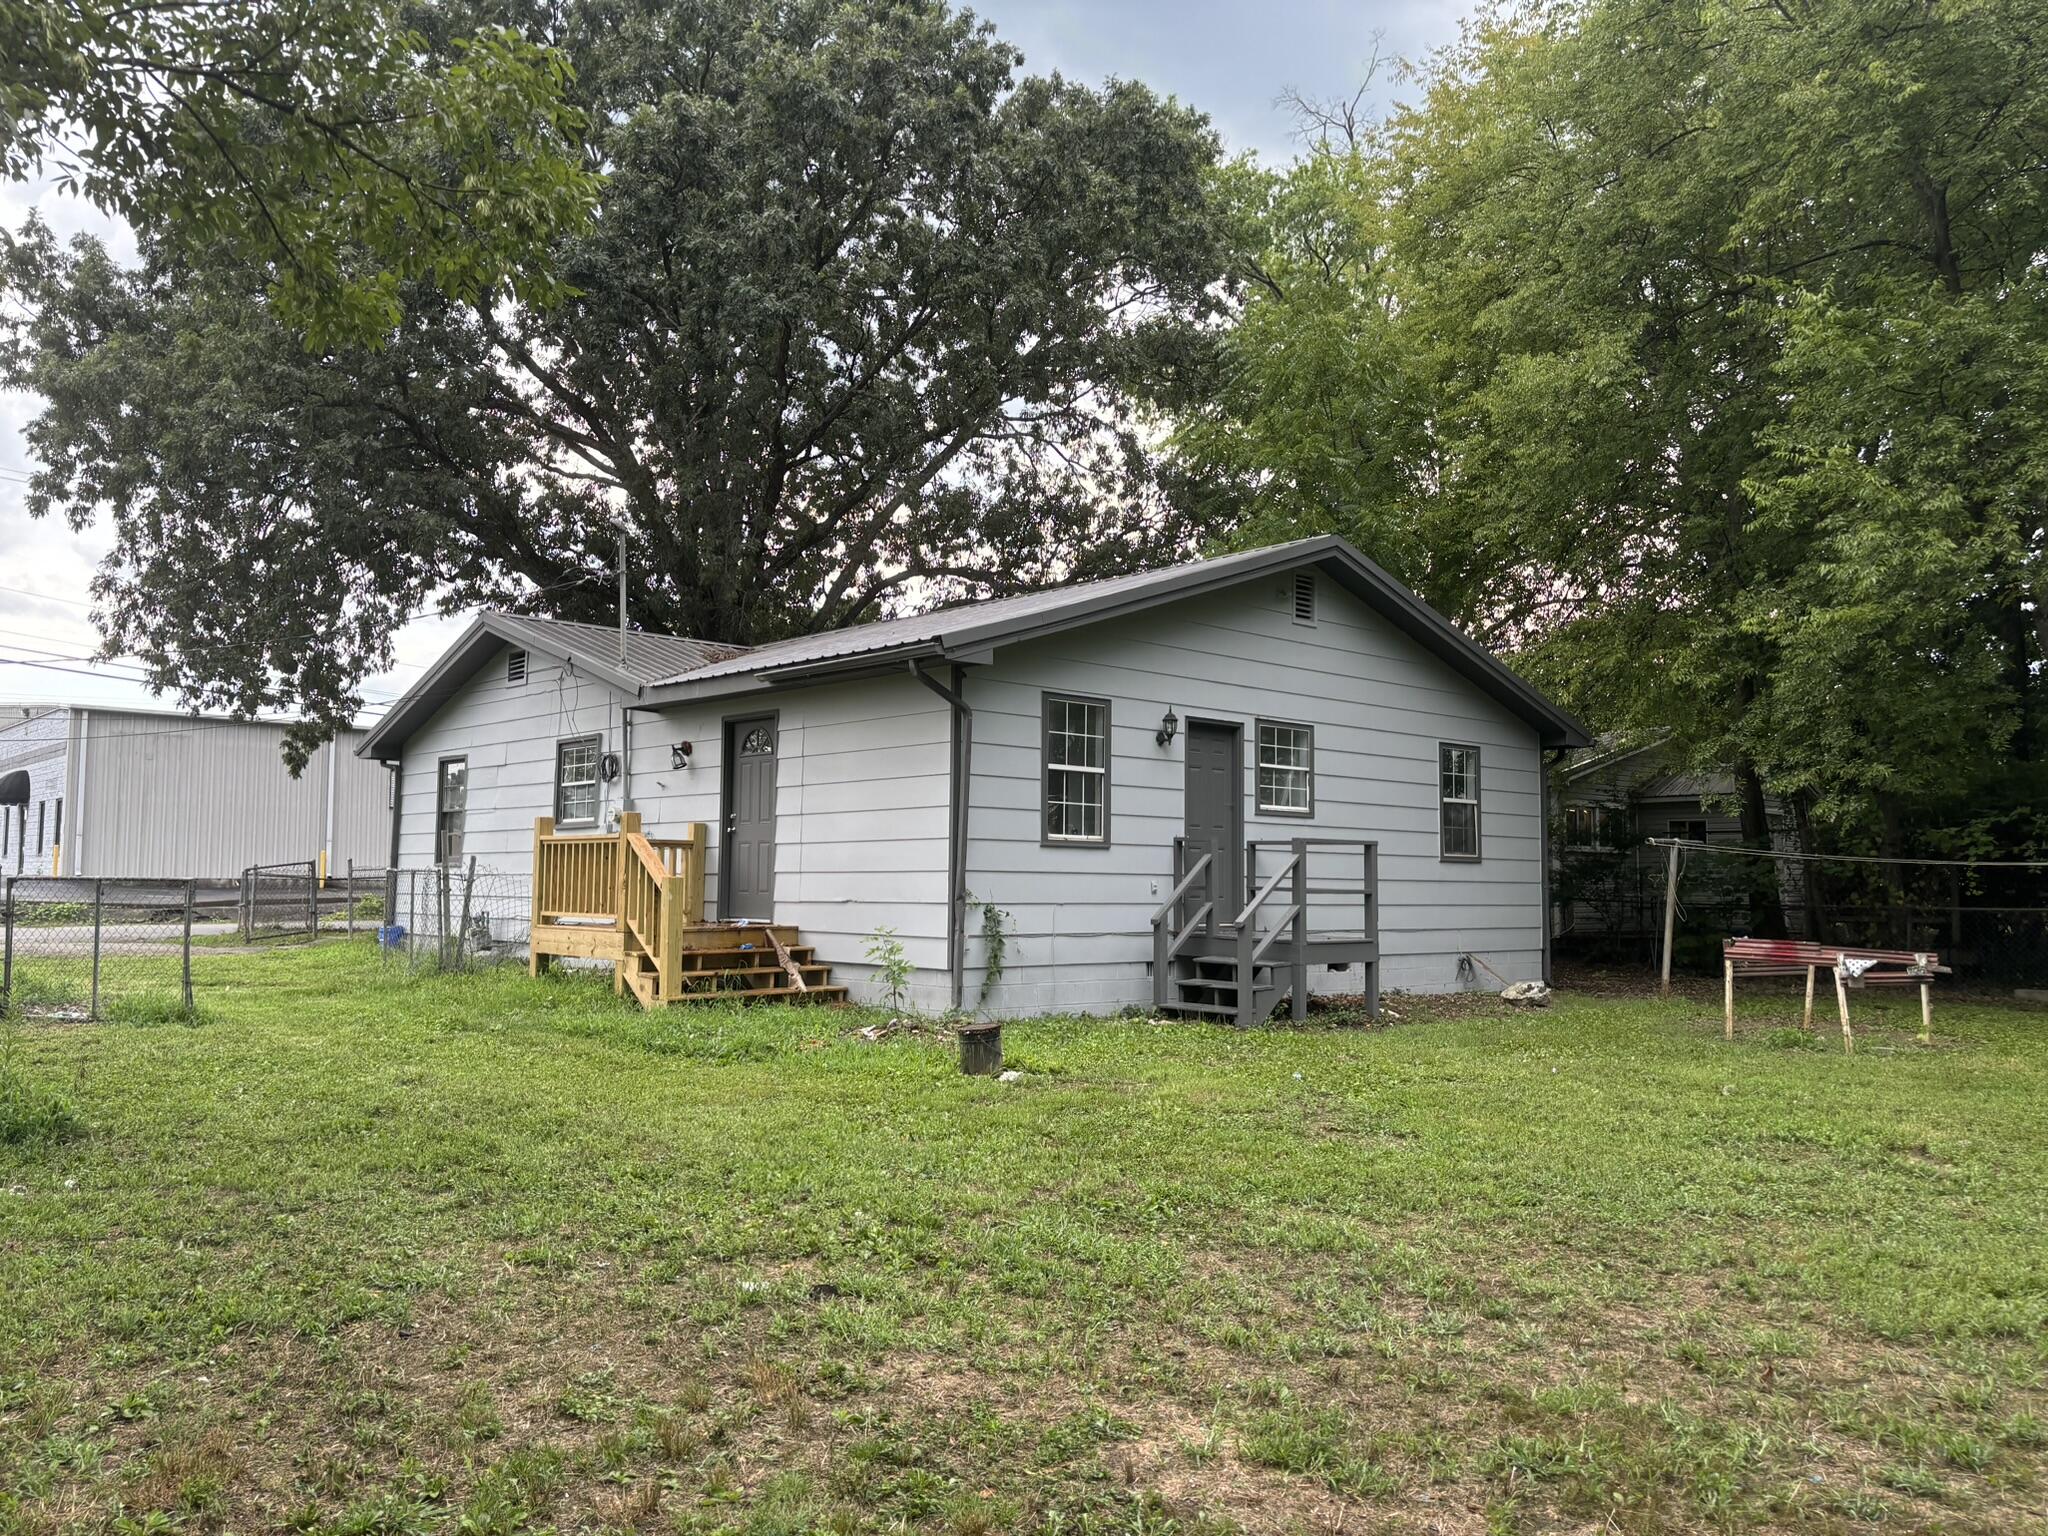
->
[970, 895, 1011, 1009]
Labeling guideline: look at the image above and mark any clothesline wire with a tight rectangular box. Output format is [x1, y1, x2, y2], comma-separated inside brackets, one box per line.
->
[1645, 837, 2048, 873]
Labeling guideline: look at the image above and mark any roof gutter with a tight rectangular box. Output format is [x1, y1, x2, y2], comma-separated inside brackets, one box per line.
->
[909, 658, 973, 1014]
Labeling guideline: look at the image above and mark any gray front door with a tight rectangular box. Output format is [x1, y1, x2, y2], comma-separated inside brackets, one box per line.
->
[1182, 720, 1241, 934]
[721, 716, 778, 921]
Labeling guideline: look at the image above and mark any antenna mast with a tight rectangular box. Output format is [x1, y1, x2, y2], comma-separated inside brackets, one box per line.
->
[617, 526, 628, 664]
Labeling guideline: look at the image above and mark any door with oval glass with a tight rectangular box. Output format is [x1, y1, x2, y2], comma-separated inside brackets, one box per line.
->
[721, 715, 779, 920]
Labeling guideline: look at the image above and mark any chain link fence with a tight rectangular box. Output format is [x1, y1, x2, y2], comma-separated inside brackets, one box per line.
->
[378, 863, 533, 974]
[1556, 839, 2048, 991]
[2, 877, 209, 1021]
[238, 861, 318, 942]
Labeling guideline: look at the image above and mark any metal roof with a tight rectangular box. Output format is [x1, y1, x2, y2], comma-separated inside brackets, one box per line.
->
[360, 539, 1592, 757]
[355, 612, 746, 760]
[478, 613, 745, 687]
[643, 536, 1591, 748]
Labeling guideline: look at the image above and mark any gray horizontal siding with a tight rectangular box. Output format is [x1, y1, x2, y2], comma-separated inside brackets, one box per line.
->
[395, 650, 953, 1010]
[964, 577, 1547, 1014]
[631, 675, 953, 1010]
[394, 647, 630, 870]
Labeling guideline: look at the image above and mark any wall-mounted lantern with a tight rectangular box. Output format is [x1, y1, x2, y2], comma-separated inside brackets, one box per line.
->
[670, 741, 693, 770]
[1156, 707, 1179, 748]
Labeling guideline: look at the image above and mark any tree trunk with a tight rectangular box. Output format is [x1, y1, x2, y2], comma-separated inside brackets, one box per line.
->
[1876, 794, 1910, 948]
[1790, 793, 1825, 942]
[1735, 761, 1788, 937]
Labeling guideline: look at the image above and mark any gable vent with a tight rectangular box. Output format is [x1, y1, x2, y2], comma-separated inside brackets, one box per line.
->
[507, 648, 528, 684]
[1292, 571, 1317, 625]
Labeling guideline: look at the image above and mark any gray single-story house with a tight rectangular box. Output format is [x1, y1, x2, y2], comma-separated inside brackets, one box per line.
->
[358, 537, 1589, 1016]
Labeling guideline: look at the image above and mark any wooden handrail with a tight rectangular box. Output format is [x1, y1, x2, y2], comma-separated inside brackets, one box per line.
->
[1233, 855, 1298, 929]
[531, 816, 706, 999]
[1249, 904, 1302, 963]
[1169, 904, 1212, 958]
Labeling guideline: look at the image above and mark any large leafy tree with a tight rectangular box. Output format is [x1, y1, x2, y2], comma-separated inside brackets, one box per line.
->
[0, 0, 599, 344]
[1179, 0, 2048, 864]
[2, 0, 1230, 764]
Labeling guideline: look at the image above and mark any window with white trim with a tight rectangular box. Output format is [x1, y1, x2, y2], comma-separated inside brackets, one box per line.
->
[1439, 744, 1480, 860]
[555, 736, 601, 825]
[1256, 720, 1314, 815]
[1043, 694, 1109, 844]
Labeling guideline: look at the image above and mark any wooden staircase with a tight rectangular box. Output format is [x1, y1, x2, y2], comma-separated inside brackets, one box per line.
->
[529, 815, 847, 1009]
[618, 924, 848, 1008]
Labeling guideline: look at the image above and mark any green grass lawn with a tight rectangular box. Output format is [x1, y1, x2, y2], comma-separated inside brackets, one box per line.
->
[2, 946, 2045, 1535]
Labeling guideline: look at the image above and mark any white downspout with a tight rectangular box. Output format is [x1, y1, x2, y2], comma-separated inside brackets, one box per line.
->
[322, 739, 338, 885]
[72, 708, 89, 876]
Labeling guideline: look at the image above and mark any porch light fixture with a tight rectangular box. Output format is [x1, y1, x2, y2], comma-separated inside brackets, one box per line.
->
[1156, 707, 1179, 747]
[670, 741, 693, 770]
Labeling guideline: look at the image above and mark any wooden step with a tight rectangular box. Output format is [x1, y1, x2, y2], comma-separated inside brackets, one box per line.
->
[677, 946, 817, 970]
[661, 984, 849, 1006]
[671, 924, 802, 951]
[670, 965, 834, 990]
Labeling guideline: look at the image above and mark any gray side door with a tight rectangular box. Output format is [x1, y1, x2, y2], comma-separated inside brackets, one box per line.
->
[1182, 720, 1242, 935]
[721, 716, 778, 921]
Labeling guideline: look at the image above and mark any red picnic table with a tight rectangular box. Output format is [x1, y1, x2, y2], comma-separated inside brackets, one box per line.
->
[1723, 938, 1950, 1052]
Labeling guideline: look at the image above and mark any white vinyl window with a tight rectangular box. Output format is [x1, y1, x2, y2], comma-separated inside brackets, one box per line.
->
[1256, 720, 1314, 815]
[555, 736, 601, 825]
[1440, 744, 1480, 860]
[1044, 694, 1109, 844]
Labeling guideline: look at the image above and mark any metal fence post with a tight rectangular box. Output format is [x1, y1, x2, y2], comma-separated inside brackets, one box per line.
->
[90, 877, 104, 1020]
[240, 867, 252, 944]
[345, 860, 356, 937]
[305, 860, 318, 943]
[182, 879, 196, 1012]
[2, 876, 13, 1017]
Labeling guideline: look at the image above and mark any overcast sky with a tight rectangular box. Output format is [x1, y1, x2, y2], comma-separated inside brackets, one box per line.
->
[0, 0, 1469, 718]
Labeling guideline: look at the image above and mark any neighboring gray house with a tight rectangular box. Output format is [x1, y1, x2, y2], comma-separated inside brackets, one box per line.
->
[360, 538, 1590, 1016]
[1551, 735, 1796, 945]
[0, 704, 390, 880]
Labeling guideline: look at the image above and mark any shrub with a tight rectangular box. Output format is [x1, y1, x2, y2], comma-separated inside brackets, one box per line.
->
[864, 927, 914, 1014]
